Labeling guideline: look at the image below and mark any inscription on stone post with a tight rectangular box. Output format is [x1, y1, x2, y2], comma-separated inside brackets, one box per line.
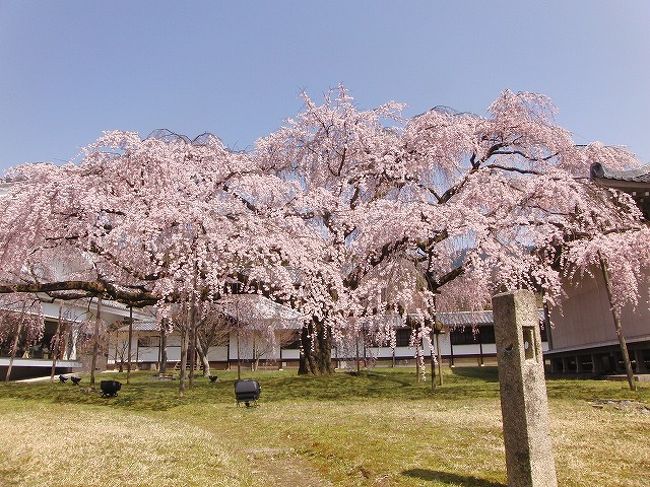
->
[492, 290, 557, 487]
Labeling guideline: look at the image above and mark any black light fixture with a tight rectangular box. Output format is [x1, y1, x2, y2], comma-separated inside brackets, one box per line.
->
[234, 379, 261, 407]
[100, 380, 122, 397]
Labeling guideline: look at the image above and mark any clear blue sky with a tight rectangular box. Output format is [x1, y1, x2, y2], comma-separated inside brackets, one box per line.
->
[1, 1, 649, 170]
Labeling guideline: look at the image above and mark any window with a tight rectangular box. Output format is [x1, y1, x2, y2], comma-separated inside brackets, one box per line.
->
[395, 328, 411, 347]
[449, 324, 545, 345]
[539, 323, 548, 342]
[137, 336, 159, 348]
[479, 326, 495, 344]
[450, 327, 478, 345]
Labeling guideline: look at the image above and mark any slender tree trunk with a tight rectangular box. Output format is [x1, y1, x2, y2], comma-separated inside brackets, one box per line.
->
[126, 306, 133, 384]
[90, 298, 102, 387]
[188, 266, 198, 387]
[416, 339, 421, 383]
[298, 318, 333, 375]
[391, 345, 396, 368]
[50, 305, 63, 382]
[436, 332, 443, 386]
[598, 252, 636, 391]
[188, 320, 196, 387]
[355, 331, 361, 373]
[179, 326, 189, 397]
[430, 332, 436, 391]
[236, 324, 241, 381]
[5, 303, 27, 383]
[113, 331, 119, 368]
[159, 324, 168, 376]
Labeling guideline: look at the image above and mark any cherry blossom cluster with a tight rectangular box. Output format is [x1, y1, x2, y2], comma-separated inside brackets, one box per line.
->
[0, 88, 646, 364]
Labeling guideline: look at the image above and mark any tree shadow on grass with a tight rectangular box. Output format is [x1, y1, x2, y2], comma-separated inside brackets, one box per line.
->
[449, 366, 499, 382]
[402, 469, 505, 487]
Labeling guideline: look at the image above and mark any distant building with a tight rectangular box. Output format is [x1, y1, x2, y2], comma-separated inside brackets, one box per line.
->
[544, 163, 650, 375]
[107, 304, 548, 371]
[0, 299, 151, 380]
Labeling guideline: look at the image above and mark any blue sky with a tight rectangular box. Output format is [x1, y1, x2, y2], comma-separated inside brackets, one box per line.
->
[1, 1, 649, 170]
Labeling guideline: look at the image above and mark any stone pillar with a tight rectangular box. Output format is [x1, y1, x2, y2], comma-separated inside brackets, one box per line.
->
[634, 349, 648, 374]
[493, 290, 558, 487]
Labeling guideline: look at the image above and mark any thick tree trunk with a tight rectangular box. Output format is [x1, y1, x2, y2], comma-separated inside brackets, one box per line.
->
[599, 253, 636, 391]
[90, 298, 102, 387]
[196, 337, 210, 378]
[50, 305, 63, 382]
[298, 318, 333, 376]
[65, 324, 75, 360]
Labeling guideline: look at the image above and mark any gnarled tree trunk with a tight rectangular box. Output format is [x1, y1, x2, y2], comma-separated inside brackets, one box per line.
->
[298, 318, 333, 375]
[196, 336, 211, 378]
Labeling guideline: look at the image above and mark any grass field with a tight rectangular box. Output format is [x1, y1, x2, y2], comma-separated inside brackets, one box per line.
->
[0, 367, 648, 487]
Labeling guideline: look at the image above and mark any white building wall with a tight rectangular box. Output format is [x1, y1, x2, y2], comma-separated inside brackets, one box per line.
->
[107, 325, 551, 366]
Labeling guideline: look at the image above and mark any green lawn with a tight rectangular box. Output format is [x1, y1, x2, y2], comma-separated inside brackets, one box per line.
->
[0, 367, 648, 487]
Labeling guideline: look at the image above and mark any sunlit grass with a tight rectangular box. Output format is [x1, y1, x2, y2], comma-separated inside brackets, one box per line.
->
[0, 367, 648, 486]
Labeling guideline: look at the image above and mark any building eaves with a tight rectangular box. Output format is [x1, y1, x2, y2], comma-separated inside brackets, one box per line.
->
[590, 162, 650, 185]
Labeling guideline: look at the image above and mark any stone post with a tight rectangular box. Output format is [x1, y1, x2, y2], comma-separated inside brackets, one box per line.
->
[492, 290, 558, 487]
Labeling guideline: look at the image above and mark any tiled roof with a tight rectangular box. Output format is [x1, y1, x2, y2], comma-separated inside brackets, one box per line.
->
[118, 295, 306, 332]
[591, 162, 650, 184]
[437, 310, 495, 326]
[117, 321, 160, 332]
